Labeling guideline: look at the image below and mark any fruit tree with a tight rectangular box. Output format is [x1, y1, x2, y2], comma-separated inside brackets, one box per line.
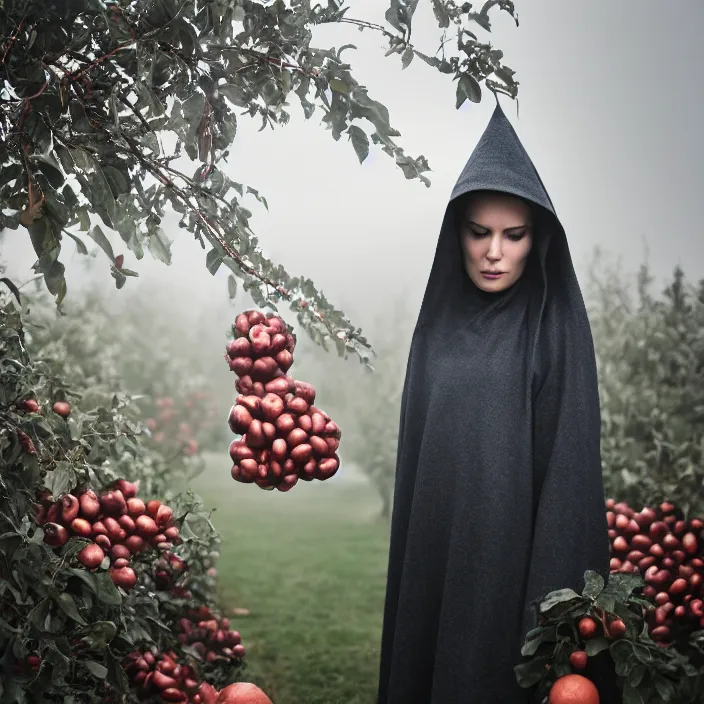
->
[1, 0, 519, 361]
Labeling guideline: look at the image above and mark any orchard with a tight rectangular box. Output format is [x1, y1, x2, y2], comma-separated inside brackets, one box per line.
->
[0, 0, 701, 701]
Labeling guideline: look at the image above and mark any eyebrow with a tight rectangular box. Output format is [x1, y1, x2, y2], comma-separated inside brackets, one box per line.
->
[467, 220, 530, 233]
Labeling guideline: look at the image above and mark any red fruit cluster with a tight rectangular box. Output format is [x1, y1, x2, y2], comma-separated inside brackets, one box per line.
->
[607, 499, 704, 643]
[36, 480, 180, 592]
[177, 613, 245, 664]
[225, 310, 295, 395]
[225, 310, 342, 491]
[123, 649, 205, 703]
[15, 397, 71, 418]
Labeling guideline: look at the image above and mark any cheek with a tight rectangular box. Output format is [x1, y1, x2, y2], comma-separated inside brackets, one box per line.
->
[463, 237, 484, 264]
[511, 238, 533, 265]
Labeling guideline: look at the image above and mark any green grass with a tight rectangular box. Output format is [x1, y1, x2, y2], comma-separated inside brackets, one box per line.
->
[192, 456, 390, 704]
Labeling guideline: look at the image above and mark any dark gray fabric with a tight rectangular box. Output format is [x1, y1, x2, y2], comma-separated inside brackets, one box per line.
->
[377, 104, 610, 704]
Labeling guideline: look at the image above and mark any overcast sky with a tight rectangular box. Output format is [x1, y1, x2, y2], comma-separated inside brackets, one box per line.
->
[4, 0, 703, 332]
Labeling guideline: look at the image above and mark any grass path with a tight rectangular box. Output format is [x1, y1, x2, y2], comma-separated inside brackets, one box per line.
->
[192, 457, 390, 704]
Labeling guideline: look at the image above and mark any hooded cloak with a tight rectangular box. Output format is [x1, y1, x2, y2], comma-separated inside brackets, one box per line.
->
[377, 103, 611, 703]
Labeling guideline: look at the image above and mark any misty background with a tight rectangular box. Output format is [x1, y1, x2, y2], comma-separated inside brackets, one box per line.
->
[3, 0, 703, 353]
[3, 3, 703, 700]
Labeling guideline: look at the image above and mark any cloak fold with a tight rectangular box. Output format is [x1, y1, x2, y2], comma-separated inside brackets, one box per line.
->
[377, 104, 610, 704]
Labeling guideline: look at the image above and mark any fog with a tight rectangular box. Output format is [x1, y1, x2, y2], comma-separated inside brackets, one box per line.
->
[3, 0, 703, 340]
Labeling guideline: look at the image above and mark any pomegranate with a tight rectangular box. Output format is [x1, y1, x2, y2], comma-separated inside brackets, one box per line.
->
[136, 514, 159, 538]
[110, 566, 137, 590]
[229, 404, 253, 434]
[607, 618, 626, 639]
[549, 674, 599, 704]
[21, 398, 40, 413]
[577, 617, 597, 639]
[61, 494, 80, 523]
[79, 490, 101, 519]
[569, 650, 588, 670]
[115, 479, 139, 499]
[43, 522, 69, 547]
[127, 497, 146, 516]
[275, 413, 296, 435]
[77, 543, 105, 569]
[275, 349, 293, 371]
[260, 393, 284, 421]
[216, 683, 273, 704]
[199, 683, 219, 704]
[100, 490, 127, 516]
[71, 518, 93, 538]
[95, 534, 111, 550]
[146, 500, 161, 517]
[156, 504, 174, 527]
[52, 400, 71, 418]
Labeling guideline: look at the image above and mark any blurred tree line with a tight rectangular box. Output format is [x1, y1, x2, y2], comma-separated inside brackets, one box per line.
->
[14, 246, 704, 520]
[586, 250, 704, 517]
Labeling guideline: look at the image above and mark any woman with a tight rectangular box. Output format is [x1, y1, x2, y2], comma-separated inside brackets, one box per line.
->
[377, 104, 611, 703]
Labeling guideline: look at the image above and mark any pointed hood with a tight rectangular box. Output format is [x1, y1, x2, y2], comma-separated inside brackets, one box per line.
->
[450, 103, 555, 213]
[416, 102, 575, 330]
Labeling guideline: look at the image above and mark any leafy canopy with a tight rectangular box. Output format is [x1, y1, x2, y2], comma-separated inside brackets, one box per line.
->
[0, 0, 519, 362]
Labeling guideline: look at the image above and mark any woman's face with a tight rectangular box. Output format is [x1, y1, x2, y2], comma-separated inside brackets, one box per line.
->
[459, 192, 533, 292]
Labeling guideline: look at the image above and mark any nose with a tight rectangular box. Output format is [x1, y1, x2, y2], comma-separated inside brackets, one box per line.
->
[486, 234, 503, 262]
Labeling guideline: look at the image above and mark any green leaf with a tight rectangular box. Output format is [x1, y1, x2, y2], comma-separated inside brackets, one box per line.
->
[65, 231, 88, 255]
[520, 625, 556, 657]
[74, 621, 117, 649]
[219, 82, 248, 108]
[514, 656, 549, 688]
[44, 463, 75, 497]
[539, 588, 582, 614]
[431, 0, 451, 27]
[52, 591, 87, 626]
[66, 569, 122, 606]
[347, 126, 370, 163]
[653, 675, 676, 700]
[622, 683, 646, 704]
[401, 46, 414, 69]
[87, 225, 116, 262]
[84, 661, 108, 679]
[32, 154, 65, 189]
[147, 227, 172, 265]
[206, 248, 223, 275]
[228, 274, 237, 299]
[329, 79, 350, 94]
[585, 636, 610, 656]
[456, 73, 482, 108]
[582, 570, 605, 600]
